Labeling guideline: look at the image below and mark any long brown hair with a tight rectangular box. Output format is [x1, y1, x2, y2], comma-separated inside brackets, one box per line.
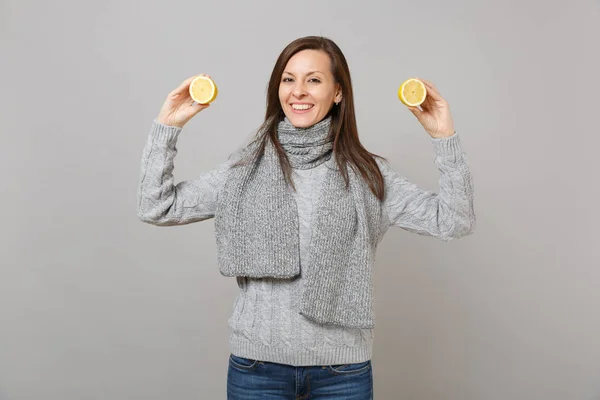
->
[239, 36, 386, 201]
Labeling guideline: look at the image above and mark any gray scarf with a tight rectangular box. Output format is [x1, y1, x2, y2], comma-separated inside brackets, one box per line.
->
[214, 116, 382, 328]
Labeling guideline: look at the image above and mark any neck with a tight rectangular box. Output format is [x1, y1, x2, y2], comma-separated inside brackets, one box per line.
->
[277, 116, 333, 170]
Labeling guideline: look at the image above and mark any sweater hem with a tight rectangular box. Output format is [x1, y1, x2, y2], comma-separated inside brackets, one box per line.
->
[228, 335, 373, 367]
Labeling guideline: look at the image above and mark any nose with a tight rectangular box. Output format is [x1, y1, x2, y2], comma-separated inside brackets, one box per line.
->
[292, 82, 307, 98]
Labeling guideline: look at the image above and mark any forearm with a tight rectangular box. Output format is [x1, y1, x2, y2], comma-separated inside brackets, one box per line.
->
[137, 120, 216, 226]
[429, 133, 476, 240]
[383, 133, 476, 241]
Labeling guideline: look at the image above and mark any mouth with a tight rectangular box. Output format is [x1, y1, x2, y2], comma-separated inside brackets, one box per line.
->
[290, 103, 314, 113]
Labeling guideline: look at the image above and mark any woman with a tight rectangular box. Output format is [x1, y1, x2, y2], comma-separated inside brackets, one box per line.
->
[137, 36, 475, 399]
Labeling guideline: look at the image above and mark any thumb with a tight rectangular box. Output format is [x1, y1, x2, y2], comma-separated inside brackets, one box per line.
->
[408, 106, 421, 115]
[192, 102, 210, 114]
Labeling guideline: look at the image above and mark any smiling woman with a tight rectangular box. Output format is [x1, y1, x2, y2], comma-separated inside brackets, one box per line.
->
[138, 35, 475, 400]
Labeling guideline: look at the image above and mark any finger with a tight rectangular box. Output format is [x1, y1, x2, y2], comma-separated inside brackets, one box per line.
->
[171, 73, 208, 95]
[407, 105, 422, 115]
[418, 78, 438, 95]
[194, 103, 211, 114]
[173, 76, 197, 93]
[190, 99, 211, 106]
[419, 97, 431, 111]
[417, 78, 444, 102]
[192, 100, 210, 108]
[417, 77, 438, 91]
[414, 84, 433, 110]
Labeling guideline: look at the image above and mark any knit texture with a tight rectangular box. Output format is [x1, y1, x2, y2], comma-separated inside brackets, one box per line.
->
[137, 119, 476, 365]
[214, 116, 382, 328]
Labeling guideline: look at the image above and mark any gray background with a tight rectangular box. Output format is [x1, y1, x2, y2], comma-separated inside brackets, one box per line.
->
[2, 0, 599, 399]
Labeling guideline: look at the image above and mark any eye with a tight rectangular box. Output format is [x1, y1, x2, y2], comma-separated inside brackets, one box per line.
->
[309, 78, 321, 83]
[282, 77, 293, 82]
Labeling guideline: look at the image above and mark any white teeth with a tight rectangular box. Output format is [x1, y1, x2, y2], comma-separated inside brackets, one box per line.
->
[292, 104, 313, 110]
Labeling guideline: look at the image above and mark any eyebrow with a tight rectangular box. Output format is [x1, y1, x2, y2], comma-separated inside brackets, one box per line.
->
[282, 70, 324, 76]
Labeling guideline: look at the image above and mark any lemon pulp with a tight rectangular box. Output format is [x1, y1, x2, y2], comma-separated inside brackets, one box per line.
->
[189, 76, 218, 104]
[398, 78, 427, 107]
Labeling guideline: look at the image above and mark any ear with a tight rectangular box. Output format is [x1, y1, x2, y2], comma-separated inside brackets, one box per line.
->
[335, 90, 342, 104]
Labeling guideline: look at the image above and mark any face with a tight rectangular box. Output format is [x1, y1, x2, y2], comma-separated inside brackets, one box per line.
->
[279, 49, 342, 128]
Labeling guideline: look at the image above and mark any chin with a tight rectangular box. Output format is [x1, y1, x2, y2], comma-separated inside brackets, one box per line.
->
[290, 120, 313, 128]
[285, 111, 324, 128]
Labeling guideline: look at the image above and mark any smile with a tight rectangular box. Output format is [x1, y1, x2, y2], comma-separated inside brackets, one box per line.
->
[291, 104, 314, 112]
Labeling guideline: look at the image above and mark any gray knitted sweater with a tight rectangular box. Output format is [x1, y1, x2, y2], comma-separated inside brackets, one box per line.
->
[137, 120, 475, 366]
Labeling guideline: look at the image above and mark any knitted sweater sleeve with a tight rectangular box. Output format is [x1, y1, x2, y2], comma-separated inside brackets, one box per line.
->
[137, 120, 236, 226]
[378, 133, 476, 241]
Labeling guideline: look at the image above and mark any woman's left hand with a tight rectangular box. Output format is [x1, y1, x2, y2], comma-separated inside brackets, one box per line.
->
[406, 78, 455, 139]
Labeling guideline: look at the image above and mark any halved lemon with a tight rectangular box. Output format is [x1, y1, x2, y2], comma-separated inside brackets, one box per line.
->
[189, 76, 218, 104]
[398, 78, 427, 107]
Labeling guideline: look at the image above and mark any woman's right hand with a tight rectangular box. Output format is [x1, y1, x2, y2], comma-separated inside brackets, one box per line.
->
[156, 74, 212, 128]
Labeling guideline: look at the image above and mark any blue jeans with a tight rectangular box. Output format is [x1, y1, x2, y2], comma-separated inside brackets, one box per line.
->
[227, 353, 374, 399]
